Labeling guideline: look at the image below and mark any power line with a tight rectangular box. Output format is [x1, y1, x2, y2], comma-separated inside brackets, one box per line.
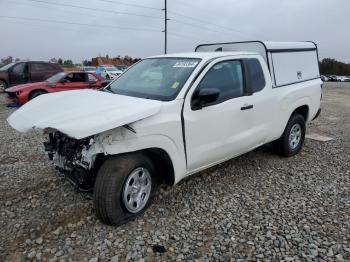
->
[170, 19, 233, 35]
[0, 15, 161, 32]
[7, 0, 108, 20]
[22, 0, 163, 20]
[169, 11, 256, 38]
[99, 0, 160, 11]
[169, 32, 209, 42]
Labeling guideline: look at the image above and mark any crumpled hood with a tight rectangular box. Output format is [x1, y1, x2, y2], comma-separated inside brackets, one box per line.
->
[6, 82, 47, 92]
[7, 89, 162, 139]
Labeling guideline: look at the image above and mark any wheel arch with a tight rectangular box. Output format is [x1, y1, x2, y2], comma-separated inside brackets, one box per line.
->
[28, 89, 48, 100]
[140, 148, 175, 186]
[291, 105, 309, 122]
[0, 78, 8, 84]
[93, 147, 176, 186]
[0, 78, 8, 89]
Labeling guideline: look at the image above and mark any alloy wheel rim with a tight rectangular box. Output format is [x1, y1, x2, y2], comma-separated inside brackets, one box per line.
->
[122, 167, 151, 213]
[289, 123, 302, 150]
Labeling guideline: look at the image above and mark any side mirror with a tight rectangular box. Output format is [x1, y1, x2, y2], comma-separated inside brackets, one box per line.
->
[192, 88, 220, 110]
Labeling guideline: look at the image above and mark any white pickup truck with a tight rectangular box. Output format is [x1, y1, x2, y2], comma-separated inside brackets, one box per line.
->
[8, 41, 322, 225]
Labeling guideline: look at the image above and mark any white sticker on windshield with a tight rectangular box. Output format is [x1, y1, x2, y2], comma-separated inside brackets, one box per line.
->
[173, 61, 198, 68]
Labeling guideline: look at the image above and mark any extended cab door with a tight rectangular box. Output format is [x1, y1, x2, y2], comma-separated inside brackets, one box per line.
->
[183, 56, 273, 172]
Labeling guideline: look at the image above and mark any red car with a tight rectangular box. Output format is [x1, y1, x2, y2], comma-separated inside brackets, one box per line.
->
[6, 72, 106, 105]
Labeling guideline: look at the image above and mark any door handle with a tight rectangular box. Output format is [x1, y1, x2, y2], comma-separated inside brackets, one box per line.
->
[241, 104, 254, 110]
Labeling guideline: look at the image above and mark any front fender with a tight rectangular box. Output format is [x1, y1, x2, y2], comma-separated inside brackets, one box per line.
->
[97, 134, 186, 184]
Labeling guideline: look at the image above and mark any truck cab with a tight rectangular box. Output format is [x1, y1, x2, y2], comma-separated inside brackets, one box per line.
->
[8, 41, 322, 226]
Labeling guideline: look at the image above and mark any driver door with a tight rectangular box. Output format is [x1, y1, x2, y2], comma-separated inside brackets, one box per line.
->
[183, 58, 256, 172]
[9, 62, 27, 86]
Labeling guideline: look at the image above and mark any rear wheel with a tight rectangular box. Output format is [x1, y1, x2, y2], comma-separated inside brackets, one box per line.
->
[93, 153, 158, 226]
[0, 80, 7, 92]
[29, 90, 46, 101]
[274, 114, 306, 157]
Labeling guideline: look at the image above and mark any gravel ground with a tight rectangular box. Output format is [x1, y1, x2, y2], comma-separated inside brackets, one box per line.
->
[0, 83, 349, 261]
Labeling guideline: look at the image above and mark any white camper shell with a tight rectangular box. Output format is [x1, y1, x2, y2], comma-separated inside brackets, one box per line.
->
[195, 41, 320, 87]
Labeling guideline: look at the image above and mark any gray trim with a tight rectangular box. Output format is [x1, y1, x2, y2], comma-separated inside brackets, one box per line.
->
[268, 48, 317, 53]
[273, 77, 321, 88]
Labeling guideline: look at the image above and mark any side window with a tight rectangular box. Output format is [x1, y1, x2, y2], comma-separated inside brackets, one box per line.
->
[64, 73, 86, 82]
[64, 73, 74, 82]
[196, 60, 244, 104]
[31, 63, 51, 72]
[88, 74, 97, 82]
[246, 58, 266, 93]
[12, 63, 25, 74]
[72, 73, 86, 82]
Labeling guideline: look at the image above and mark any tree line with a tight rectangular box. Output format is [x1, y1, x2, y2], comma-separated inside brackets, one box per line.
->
[1, 55, 141, 68]
[2, 55, 350, 75]
[319, 58, 350, 76]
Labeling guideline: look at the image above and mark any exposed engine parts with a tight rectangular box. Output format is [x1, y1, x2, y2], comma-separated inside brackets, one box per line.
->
[44, 131, 97, 191]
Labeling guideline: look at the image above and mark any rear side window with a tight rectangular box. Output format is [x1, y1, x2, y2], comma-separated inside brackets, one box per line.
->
[246, 58, 265, 93]
[31, 62, 55, 71]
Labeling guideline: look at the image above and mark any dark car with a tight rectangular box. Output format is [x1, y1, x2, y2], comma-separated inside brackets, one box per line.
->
[0, 61, 63, 92]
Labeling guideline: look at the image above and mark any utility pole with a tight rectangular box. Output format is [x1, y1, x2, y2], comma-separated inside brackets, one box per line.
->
[163, 0, 168, 54]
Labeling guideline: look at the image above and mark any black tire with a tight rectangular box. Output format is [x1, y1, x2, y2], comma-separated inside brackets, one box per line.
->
[29, 90, 46, 101]
[274, 114, 306, 157]
[93, 153, 159, 226]
[0, 80, 7, 93]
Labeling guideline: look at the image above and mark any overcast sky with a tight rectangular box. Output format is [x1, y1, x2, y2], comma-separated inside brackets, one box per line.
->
[0, 0, 349, 63]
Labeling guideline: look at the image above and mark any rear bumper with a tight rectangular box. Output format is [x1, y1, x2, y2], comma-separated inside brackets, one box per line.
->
[312, 108, 321, 121]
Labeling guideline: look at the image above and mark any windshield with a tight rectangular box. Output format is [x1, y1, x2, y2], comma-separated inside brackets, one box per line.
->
[0, 62, 16, 71]
[46, 72, 66, 83]
[107, 58, 201, 101]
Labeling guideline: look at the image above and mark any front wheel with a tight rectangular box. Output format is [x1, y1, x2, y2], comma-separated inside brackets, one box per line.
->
[274, 114, 306, 157]
[29, 90, 46, 101]
[93, 153, 158, 226]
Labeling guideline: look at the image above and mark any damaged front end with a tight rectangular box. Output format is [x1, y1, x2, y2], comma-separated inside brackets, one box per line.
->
[43, 131, 100, 191]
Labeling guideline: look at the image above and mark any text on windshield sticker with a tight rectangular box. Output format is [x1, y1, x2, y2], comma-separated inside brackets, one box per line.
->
[173, 61, 198, 68]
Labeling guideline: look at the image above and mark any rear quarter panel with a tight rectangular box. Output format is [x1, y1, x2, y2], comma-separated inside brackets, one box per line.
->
[269, 78, 322, 141]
